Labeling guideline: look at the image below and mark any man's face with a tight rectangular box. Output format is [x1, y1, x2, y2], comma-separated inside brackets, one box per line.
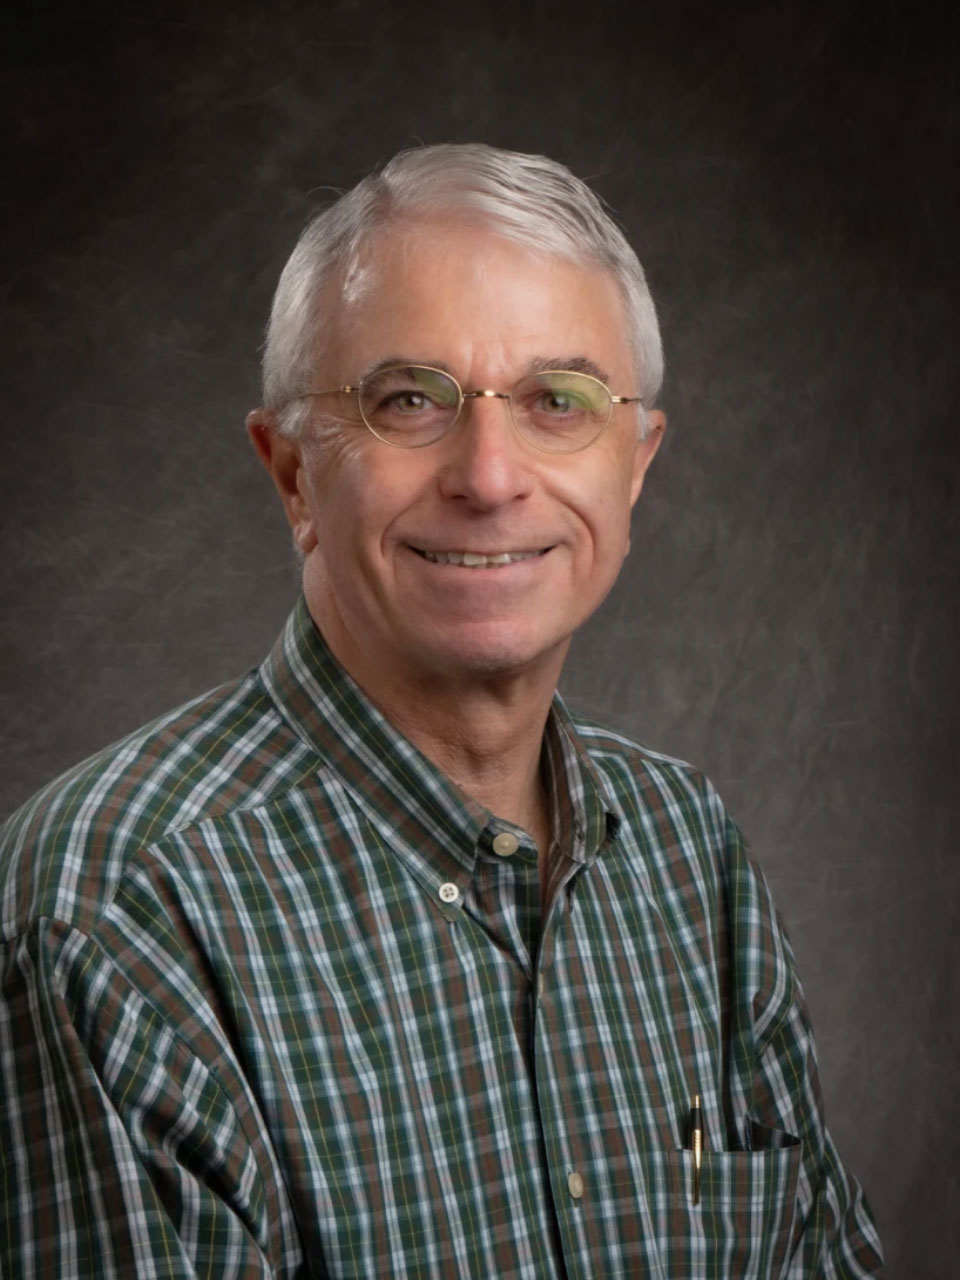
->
[254, 220, 663, 690]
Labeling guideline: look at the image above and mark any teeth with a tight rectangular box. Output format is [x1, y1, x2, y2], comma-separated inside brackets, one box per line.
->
[420, 549, 542, 568]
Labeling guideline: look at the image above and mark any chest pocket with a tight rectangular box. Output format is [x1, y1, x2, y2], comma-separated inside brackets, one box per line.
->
[643, 1125, 801, 1280]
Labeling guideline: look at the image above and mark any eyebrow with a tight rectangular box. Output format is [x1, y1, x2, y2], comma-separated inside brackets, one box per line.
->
[522, 355, 611, 384]
[356, 354, 612, 385]
[357, 356, 458, 382]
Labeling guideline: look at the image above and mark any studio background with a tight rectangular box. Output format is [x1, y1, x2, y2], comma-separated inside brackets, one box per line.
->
[3, 2, 956, 1273]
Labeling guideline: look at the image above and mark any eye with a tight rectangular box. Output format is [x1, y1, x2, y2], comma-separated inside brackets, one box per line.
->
[537, 389, 582, 415]
[382, 390, 433, 414]
[359, 366, 461, 444]
[524, 384, 593, 419]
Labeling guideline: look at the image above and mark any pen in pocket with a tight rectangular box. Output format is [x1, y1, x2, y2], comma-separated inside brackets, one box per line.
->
[689, 1095, 703, 1205]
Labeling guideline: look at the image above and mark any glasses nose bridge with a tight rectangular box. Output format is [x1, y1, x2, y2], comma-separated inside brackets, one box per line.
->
[457, 386, 518, 435]
[461, 388, 512, 404]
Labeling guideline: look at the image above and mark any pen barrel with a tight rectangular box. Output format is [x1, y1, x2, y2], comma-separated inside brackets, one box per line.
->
[689, 1095, 704, 1204]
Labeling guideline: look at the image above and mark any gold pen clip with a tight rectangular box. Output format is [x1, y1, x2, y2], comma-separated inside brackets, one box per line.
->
[690, 1094, 703, 1205]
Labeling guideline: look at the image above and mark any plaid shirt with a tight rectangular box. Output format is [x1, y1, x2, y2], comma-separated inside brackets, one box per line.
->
[0, 598, 882, 1278]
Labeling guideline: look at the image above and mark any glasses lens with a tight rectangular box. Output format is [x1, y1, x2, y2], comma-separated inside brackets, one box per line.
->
[359, 365, 460, 446]
[511, 372, 612, 452]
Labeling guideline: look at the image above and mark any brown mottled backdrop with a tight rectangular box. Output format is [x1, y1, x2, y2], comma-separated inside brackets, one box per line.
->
[2, 1, 957, 1272]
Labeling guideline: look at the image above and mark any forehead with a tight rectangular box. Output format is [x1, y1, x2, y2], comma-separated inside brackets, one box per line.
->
[322, 219, 633, 381]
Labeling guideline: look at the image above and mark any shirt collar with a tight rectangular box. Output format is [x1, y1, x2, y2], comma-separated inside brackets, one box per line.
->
[260, 598, 622, 909]
[542, 698, 623, 863]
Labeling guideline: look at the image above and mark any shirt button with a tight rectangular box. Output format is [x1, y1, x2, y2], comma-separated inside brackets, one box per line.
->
[537, 974, 545, 998]
[567, 1171, 584, 1199]
[492, 831, 519, 857]
[438, 882, 459, 904]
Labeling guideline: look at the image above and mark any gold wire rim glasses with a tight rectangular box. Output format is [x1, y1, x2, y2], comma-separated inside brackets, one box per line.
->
[286, 364, 644, 453]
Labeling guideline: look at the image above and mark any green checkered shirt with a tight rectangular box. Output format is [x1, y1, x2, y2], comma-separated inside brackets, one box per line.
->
[0, 598, 882, 1278]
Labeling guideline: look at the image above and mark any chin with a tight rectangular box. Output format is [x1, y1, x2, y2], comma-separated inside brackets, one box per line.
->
[419, 627, 570, 680]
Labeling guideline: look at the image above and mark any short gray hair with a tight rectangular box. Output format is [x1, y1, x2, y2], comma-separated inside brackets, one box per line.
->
[263, 143, 663, 436]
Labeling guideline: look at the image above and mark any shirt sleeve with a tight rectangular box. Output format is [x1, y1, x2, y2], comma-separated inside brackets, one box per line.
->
[728, 832, 885, 1278]
[757, 989, 885, 1278]
[0, 919, 283, 1280]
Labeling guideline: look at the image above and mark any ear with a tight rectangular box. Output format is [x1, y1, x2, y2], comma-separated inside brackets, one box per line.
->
[246, 408, 319, 554]
[629, 409, 666, 507]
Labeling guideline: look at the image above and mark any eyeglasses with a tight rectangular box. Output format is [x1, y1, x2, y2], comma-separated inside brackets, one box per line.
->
[290, 364, 643, 453]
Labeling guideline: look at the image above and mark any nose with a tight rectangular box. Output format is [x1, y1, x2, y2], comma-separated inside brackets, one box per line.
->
[436, 394, 534, 510]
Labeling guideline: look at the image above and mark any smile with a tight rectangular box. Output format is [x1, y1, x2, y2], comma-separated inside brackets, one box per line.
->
[413, 548, 549, 568]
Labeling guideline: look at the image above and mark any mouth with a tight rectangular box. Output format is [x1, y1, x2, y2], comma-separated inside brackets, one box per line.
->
[411, 547, 551, 569]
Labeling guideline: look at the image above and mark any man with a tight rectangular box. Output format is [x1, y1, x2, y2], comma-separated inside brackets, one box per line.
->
[0, 144, 882, 1277]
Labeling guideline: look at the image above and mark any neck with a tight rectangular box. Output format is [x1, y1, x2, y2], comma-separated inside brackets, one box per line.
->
[381, 670, 557, 902]
[379, 672, 554, 838]
[306, 599, 561, 845]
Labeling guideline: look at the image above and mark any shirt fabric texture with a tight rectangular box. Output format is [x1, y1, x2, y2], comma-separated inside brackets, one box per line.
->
[0, 598, 883, 1278]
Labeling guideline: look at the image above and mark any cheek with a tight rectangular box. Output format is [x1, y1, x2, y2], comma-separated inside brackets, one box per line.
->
[302, 424, 367, 487]
[303, 439, 425, 558]
[596, 447, 643, 545]
[596, 510, 633, 568]
[298, 444, 355, 557]
[302, 430, 375, 526]
[557, 460, 636, 553]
